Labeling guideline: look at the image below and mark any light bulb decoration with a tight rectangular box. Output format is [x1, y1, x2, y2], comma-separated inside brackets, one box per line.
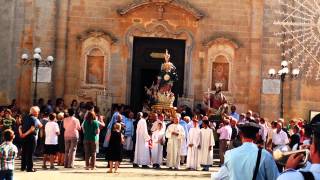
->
[274, 0, 320, 79]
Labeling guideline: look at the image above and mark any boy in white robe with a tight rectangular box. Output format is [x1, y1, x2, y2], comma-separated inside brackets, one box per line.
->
[166, 115, 185, 170]
[151, 123, 165, 169]
[199, 120, 215, 171]
[186, 119, 201, 170]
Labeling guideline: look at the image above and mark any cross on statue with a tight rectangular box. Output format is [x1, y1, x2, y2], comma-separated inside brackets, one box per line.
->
[204, 88, 215, 109]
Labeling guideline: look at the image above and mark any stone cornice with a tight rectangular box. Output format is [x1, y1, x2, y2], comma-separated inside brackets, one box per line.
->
[76, 29, 118, 44]
[202, 33, 241, 49]
[117, 0, 204, 21]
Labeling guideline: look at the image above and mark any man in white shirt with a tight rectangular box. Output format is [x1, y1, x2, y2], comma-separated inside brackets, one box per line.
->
[272, 122, 289, 150]
[217, 118, 232, 165]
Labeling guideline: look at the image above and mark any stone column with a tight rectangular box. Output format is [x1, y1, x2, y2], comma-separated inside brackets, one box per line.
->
[17, 0, 34, 111]
[53, 0, 70, 100]
[248, 0, 264, 111]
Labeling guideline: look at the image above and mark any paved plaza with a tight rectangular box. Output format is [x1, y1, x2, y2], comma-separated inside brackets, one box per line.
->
[14, 157, 219, 180]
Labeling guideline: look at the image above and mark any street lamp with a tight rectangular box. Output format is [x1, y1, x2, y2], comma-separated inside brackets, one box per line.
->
[268, 60, 300, 118]
[21, 47, 54, 105]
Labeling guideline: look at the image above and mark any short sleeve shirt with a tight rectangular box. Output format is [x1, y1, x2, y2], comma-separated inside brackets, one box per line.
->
[22, 116, 36, 139]
[45, 121, 60, 145]
[1, 118, 16, 130]
[83, 120, 99, 142]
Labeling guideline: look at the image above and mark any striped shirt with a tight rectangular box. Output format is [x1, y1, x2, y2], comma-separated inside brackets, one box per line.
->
[0, 142, 18, 171]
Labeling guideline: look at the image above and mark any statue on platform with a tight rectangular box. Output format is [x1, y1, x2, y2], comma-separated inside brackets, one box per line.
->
[144, 49, 178, 117]
[204, 83, 228, 117]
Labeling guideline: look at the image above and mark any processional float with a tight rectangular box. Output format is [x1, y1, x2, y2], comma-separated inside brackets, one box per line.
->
[144, 50, 178, 117]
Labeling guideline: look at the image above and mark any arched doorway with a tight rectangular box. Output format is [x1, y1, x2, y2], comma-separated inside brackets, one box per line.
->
[130, 37, 186, 112]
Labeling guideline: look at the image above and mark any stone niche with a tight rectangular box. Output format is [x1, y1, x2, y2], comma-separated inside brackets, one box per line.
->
[73, 30, 116, 103]
[203, 37, 240, 108]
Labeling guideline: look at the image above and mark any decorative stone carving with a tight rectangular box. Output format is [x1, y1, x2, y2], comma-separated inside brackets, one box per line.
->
[117, 0, 204, 21]
[202, 35, 241, 49]
[77, 29, 118, 44]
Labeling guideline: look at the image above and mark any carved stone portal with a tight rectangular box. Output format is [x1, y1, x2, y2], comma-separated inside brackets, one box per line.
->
[124, 20, 195, 104]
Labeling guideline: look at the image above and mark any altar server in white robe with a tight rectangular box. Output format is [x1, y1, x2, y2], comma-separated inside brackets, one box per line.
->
[151, 122, 165, 169]
[186, 118, 201, 170]
[199, 120, 215, 171]
[134, 113, 151, 168]
[166, 115, 185, 170]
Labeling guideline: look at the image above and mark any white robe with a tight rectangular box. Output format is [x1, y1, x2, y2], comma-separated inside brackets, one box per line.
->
[165, 123, 185, 168]
[199, 128, 215, 165]
[186, 127, 201, 170]
[134, 118, 150, 165]
[151, 120, 166, 133]
[151, 130, 165, 164]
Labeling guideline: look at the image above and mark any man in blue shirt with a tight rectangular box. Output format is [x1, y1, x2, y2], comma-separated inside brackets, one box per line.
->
[230, 105, 239, 121]
[123, 112, 135, 161]
[20, 106, 41, 172]
[214, 122, 279, 180]
[179, 114, 189, 165]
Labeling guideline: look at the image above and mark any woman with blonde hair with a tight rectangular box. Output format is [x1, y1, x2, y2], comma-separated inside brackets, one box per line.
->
[107, 123, 124, 173]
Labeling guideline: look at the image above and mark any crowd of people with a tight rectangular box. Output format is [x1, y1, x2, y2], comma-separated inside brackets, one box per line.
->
[0, 98, 319, 180]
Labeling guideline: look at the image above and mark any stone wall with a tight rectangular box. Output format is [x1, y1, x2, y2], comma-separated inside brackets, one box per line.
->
[261, 0, 320, 121]
[0, 0, 24, 105]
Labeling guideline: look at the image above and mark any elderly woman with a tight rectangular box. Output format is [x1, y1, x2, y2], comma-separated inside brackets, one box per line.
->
[19, 106, 41, 172]
[57, 112, 65, 166]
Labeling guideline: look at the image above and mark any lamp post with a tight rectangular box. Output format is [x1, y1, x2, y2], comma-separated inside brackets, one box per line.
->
[268, 60, 300, 118]
[21, 48, 54, 105]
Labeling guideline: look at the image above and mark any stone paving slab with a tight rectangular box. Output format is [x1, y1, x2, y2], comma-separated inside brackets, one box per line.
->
[14, 158, 220, 180]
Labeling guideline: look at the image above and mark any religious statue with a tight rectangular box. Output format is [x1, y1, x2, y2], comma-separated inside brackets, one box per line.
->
[204, 83, 228, 115]
[158, 49, 178, 93]
[145, 49, 178, 117]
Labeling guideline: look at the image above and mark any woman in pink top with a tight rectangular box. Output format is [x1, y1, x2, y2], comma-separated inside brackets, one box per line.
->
[63, 109, 81, 168]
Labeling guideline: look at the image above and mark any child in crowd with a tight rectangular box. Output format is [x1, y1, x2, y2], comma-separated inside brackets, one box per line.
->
[0, 129, 18, 180]
[151, 123, 165, 169]
[43, 113, 60, 170]
[107, 123, 124, 173]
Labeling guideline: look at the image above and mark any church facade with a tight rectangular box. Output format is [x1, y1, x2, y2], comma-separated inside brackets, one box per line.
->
[0, 0, 319, 120]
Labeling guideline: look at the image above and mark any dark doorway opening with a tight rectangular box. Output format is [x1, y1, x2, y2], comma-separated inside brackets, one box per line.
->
[130, 37, 186, 112]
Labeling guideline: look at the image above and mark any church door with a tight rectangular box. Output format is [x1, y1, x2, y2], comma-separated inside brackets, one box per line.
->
[131, 37, 186, 112]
